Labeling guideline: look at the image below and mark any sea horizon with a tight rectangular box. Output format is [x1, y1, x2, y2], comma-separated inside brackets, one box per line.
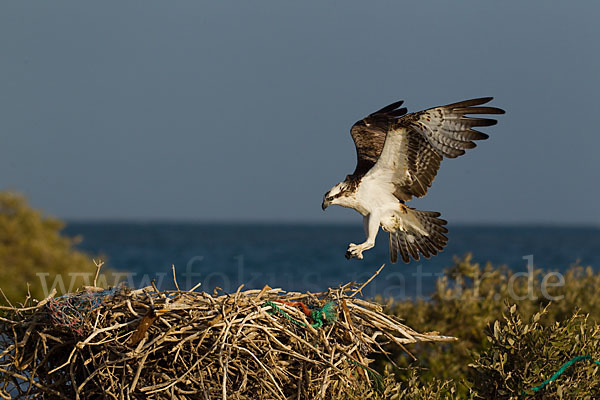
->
[57, 222, 600, 300]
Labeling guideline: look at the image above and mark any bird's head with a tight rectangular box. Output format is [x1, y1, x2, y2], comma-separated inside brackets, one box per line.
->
[322, 181, 350, 210]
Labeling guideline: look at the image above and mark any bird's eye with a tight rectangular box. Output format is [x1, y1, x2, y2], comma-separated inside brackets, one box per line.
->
[327, 196, 333, 201]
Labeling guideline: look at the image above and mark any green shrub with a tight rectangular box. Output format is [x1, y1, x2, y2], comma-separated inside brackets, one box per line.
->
[380, 255, 600, 398]
[0, 192, 97, 303]
[471, 305, 600, 399]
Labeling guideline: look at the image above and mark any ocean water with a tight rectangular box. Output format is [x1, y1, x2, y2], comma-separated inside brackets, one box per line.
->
[62, 223, 600, 299]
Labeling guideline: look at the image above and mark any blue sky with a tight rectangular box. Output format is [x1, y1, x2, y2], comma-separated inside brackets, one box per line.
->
[1, 1, 599, 224]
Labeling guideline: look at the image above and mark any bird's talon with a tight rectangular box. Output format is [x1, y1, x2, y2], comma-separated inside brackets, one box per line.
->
[345, 243, 364, 260]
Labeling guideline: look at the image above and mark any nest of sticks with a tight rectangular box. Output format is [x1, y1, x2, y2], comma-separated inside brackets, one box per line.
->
[0, 268, 455, 399]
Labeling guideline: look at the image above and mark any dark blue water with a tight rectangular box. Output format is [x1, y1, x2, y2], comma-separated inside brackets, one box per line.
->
[63, 223, 600, 299]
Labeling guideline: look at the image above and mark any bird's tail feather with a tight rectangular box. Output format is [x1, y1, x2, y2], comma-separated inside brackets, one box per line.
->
[388, 207, 448, 264]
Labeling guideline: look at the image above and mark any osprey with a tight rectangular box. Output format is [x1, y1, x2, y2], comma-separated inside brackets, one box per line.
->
[322, 97, 504, 263]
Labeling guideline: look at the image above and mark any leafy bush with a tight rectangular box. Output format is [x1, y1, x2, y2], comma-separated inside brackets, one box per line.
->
[380, 255, 600, 398]
[0, 192, 97, 303]
[471, 305, 600, 399]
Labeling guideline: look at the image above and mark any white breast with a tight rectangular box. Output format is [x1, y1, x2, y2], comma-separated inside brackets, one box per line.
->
[355, 175, 400, 216]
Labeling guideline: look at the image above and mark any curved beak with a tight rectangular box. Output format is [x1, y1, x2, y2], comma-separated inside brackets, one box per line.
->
[322, 199, 330, 211]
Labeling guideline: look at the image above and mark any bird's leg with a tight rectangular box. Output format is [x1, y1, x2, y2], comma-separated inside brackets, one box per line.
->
[346, 213, 380, 260]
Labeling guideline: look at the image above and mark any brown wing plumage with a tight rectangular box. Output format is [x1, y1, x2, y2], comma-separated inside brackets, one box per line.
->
[350, 97, 504, 200]
[399, 97, 505, 159]
[394, 97, 504, 199]
[350, 100, 407, 177]
[393, 132, 442, 201]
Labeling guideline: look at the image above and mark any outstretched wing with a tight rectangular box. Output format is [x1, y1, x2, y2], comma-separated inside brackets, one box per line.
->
[363, 97, 504, 201]
[350, 100, 407, 177]
[399, 97, 505, 158]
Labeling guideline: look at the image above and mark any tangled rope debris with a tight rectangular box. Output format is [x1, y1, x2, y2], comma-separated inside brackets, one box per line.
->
[46, 287, 120, 335]
[521, 355, 600, 397]
[262, 300, 337, 329]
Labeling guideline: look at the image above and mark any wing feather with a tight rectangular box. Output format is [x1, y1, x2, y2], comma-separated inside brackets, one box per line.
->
[350, 101, 408, 177]
[400, 97, 505, 159]
[350, 97, 503, 200]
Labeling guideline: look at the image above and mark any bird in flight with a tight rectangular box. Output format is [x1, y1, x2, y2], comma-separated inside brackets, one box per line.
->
[322, 97, 504, 263]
